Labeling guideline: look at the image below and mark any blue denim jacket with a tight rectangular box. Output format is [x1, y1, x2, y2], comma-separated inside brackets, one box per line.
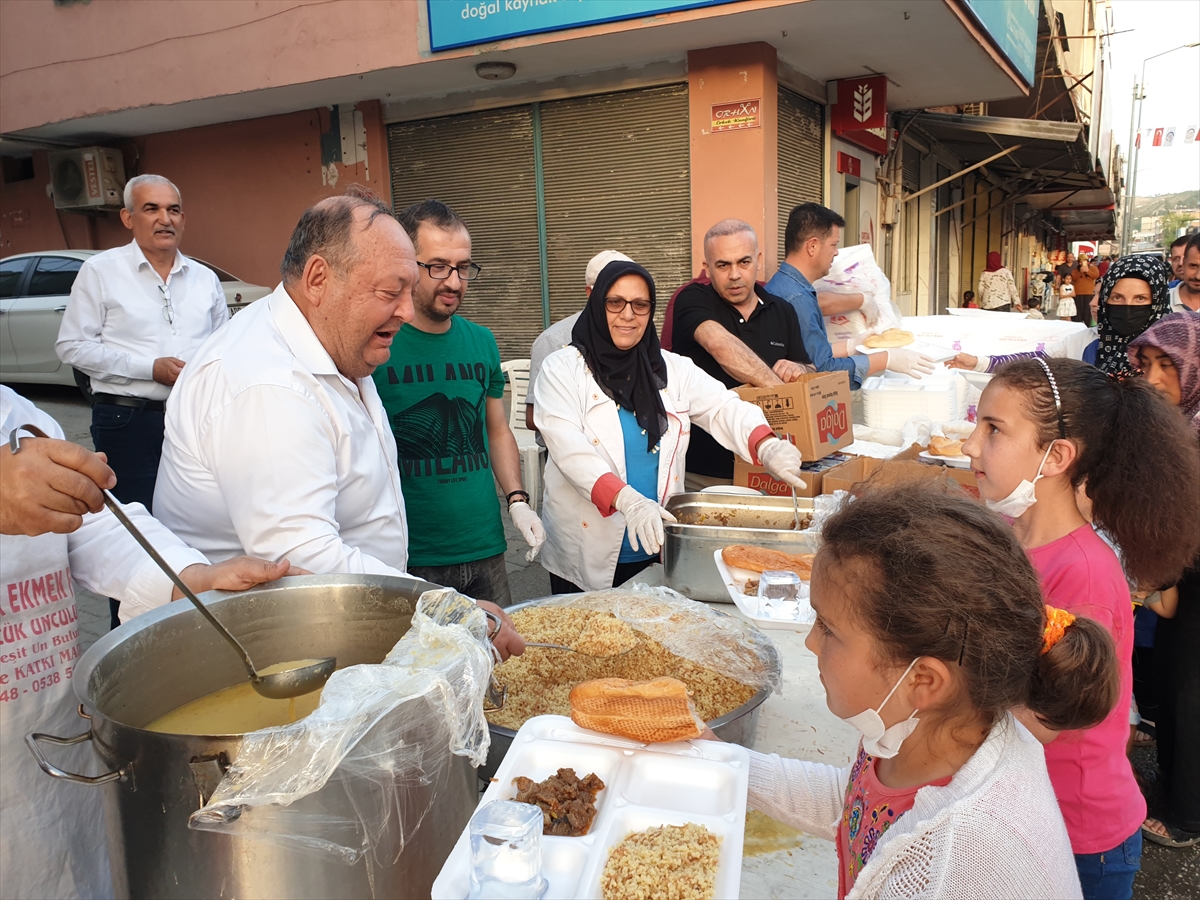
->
[765, 261, 868, 389]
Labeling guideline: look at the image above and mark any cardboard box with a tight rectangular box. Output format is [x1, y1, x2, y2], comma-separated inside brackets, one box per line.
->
[734, 452, 853, 499]
[734, 372, 854, 461]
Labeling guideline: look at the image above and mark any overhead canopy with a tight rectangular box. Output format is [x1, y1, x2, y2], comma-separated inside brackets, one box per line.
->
[897, 110, 1114, 240]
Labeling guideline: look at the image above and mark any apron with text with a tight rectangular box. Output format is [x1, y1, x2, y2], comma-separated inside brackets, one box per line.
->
[0, 531, 111, 899]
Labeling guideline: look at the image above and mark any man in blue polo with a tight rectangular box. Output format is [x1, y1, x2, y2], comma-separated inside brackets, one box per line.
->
[767, 203, 933, 388]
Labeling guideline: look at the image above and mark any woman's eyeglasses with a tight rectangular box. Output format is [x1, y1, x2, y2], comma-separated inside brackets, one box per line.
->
[158, 283, 174, 324]
[604, 297, 652, 316]
[416, 262, 482, 281]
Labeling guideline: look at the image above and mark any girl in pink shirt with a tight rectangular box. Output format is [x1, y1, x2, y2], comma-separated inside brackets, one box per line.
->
[963, 357, 1200, 899]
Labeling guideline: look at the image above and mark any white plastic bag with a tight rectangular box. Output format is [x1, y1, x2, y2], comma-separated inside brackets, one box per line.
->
[814, 244, 902, 334]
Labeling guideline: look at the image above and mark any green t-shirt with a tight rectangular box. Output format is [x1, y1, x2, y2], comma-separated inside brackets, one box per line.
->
[373, 317, 507, 566]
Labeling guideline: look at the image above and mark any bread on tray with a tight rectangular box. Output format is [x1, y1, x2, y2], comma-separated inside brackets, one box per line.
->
[722, 544, 815, 577]
[570, 677, 705, 743]
[862, 328, 915, 349]
[928, 435, 965, 457]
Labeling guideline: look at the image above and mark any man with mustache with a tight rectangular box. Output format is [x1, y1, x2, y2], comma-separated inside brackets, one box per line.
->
[56, 174, 229, 628]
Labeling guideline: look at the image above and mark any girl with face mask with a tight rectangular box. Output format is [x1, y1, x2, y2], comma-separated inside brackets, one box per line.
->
[733, 484, 1119, 899]
[962, 357, 1200, 899]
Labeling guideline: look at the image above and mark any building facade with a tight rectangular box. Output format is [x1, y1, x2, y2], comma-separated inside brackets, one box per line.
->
[1, 0, 1115, 356]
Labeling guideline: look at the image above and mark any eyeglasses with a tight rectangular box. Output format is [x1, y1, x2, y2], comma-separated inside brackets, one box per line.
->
[416, 262, 482, 282]
[158, 283, 174, 324]
[604, 297, 652, 316]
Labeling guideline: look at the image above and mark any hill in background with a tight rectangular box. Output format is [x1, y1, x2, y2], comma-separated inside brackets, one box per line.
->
[1134, 190, 1200, 217]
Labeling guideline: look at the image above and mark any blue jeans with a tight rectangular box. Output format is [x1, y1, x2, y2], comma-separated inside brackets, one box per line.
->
[91, 403, 166, 629]
[408, 552, 513, 608]
[1074, 829, 1141, 900]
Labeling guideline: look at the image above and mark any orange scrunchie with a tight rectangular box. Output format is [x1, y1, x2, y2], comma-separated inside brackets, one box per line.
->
[1041, 605, 1076, 655]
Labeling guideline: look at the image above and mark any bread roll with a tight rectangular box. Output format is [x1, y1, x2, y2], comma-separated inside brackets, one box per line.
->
[928, 435, 965, 457]
[863, 328, 915, 349]
[722, 544, 815, 577]
[570, 677, 705, 743]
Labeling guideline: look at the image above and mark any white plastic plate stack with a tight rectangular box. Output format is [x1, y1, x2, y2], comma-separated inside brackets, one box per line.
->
[860, 372, 968, 429]
[432, 715, 749, 900]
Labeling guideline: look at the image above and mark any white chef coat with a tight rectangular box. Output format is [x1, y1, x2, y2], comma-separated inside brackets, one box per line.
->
[55, 240, 229, 401]
[533, 347, 773, 590]
[153, 284, 410, 575]
[0, 386, 207, 899]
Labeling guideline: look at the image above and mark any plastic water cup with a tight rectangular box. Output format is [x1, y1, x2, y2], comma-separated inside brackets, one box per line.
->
[757, 570, 803, 620]
[468, 800, 547, 899]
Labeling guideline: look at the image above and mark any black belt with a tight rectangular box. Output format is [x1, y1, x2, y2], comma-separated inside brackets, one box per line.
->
[92, 393, 166, 412]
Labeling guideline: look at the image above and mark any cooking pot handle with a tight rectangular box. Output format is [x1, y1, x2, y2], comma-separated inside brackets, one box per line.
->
[25, 731, 128, 786]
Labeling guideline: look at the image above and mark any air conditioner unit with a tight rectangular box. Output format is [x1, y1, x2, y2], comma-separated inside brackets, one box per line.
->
[48, 147, 125, 210]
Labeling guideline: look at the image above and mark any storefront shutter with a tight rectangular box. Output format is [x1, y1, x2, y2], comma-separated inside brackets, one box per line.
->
[539, 84, 692, 332]
[777, 88, 824, 263]
[387, 107, 542, 361]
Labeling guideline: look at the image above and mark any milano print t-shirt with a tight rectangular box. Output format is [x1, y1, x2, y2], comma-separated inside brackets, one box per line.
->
[373, 317, 507, 567]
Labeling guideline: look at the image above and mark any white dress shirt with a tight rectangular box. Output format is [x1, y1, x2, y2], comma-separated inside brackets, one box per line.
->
[154, 284, 410, 575]
[56, 239, 229, 400]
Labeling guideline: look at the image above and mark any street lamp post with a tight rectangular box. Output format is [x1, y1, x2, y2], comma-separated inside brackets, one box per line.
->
[1121, 42, 1200, 254]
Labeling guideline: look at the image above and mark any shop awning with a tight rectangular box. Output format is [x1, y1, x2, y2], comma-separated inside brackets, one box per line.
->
[896, 110, 1115, 239]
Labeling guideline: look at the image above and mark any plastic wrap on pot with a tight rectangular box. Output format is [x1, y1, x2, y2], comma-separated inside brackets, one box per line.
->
[520, 584, 782, 695]
[188, 589, 493, 865]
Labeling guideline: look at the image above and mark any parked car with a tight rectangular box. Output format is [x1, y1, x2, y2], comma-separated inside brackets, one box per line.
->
[0, 249, 270, 390]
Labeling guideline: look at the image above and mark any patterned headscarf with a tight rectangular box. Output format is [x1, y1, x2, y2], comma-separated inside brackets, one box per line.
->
[1093, 254, 1172, 378]
[1128, 311, 1200, 434]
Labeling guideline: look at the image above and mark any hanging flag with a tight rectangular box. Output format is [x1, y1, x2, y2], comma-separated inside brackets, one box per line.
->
[1164, 126, 1178, 146]
[1189, 126, 1200, 143]
[1153, 128, 1165, 147]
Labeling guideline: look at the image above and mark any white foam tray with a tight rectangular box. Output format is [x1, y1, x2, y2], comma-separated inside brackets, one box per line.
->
[712, 550, 815, 632]
[918, 449, 971, 469]
[432, 715, 748, 900]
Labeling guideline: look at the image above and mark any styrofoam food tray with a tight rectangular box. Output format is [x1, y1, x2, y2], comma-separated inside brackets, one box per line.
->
[432, 715, 748, 900]
[712, 549, 815, 632]
[855, 340, 957, 362]
[918, 450, 972, 469]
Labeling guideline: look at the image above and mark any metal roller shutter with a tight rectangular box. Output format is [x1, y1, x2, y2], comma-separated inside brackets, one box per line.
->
[777, 88, 824, 263]
[388, 108, 542, 361]
[540, 84, 692, 331]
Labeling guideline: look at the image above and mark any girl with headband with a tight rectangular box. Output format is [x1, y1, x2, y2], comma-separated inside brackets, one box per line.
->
[962, 357, 1200, 899]
[725, 483, 1118, 899]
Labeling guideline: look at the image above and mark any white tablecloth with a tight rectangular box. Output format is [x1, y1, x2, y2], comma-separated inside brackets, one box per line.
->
[903, 312, 1094, 361]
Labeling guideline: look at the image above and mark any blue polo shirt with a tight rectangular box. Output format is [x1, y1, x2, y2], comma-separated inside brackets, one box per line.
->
[766, 261, 869, 389]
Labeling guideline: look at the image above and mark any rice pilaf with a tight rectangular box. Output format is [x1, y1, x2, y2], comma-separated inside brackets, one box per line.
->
[600, 823, 721, 900]
[487, 608, 756, 731]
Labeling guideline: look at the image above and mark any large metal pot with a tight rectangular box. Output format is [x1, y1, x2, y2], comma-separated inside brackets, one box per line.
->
[28, 575, 478, 900]
[480, 596, 781, 780]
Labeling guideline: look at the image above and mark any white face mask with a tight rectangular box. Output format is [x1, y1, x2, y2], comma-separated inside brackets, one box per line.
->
[985, 442, 1057, 518]
[841, 658, 922, 759]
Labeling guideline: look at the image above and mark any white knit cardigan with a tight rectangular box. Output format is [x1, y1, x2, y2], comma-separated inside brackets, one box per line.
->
[747, 714, 1083, 899]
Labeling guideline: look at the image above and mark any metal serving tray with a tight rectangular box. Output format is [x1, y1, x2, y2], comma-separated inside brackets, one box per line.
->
[663, 493, 819, 602]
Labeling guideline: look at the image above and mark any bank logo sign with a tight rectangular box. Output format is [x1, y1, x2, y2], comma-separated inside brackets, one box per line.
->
[853, 84, 872, 124]
[428, 0, 738, 52]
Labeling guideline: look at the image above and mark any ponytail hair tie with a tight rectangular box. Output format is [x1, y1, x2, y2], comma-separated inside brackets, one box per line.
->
[1041, 605, 1076, 655]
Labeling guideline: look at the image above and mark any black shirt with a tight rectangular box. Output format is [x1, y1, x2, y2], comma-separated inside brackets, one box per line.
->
[671, 281, 812, 477]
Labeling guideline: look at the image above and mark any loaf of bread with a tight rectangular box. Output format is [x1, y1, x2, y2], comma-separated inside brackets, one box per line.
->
[569, 677, 705, 743]
[928, 435, 965, 457]
[863, 328, 915, 349]
[722, 544, 815, 577]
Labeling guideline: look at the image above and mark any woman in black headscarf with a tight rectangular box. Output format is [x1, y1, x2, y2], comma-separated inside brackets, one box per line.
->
[532, 259, 805, 592]
[1093, 254, 1172, 378]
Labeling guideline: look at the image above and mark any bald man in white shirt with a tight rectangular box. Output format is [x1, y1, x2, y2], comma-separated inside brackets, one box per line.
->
[154, 187, 524, 657]
[56, 174, 229, 628]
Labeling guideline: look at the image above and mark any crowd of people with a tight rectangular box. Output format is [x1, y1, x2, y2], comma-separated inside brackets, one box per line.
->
[1, 175, 1198, 900]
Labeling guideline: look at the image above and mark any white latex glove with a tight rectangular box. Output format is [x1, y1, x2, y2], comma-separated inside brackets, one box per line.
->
[612, 485, 676, 556]
[509, 500, 546, 561]
[756, 438, 807, 490]
[884, 347, 936, 378]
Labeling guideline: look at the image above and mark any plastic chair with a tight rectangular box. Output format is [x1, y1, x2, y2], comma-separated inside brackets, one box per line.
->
[500, 359, 545, 511]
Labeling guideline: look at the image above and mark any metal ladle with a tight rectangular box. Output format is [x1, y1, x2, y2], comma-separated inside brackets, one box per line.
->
[11, 422, 334, 699]
[101, 491, 335, 699]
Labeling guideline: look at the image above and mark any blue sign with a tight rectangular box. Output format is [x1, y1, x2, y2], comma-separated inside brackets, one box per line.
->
[961, 0, 1038, 85]
[428, 0, 739, 52]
